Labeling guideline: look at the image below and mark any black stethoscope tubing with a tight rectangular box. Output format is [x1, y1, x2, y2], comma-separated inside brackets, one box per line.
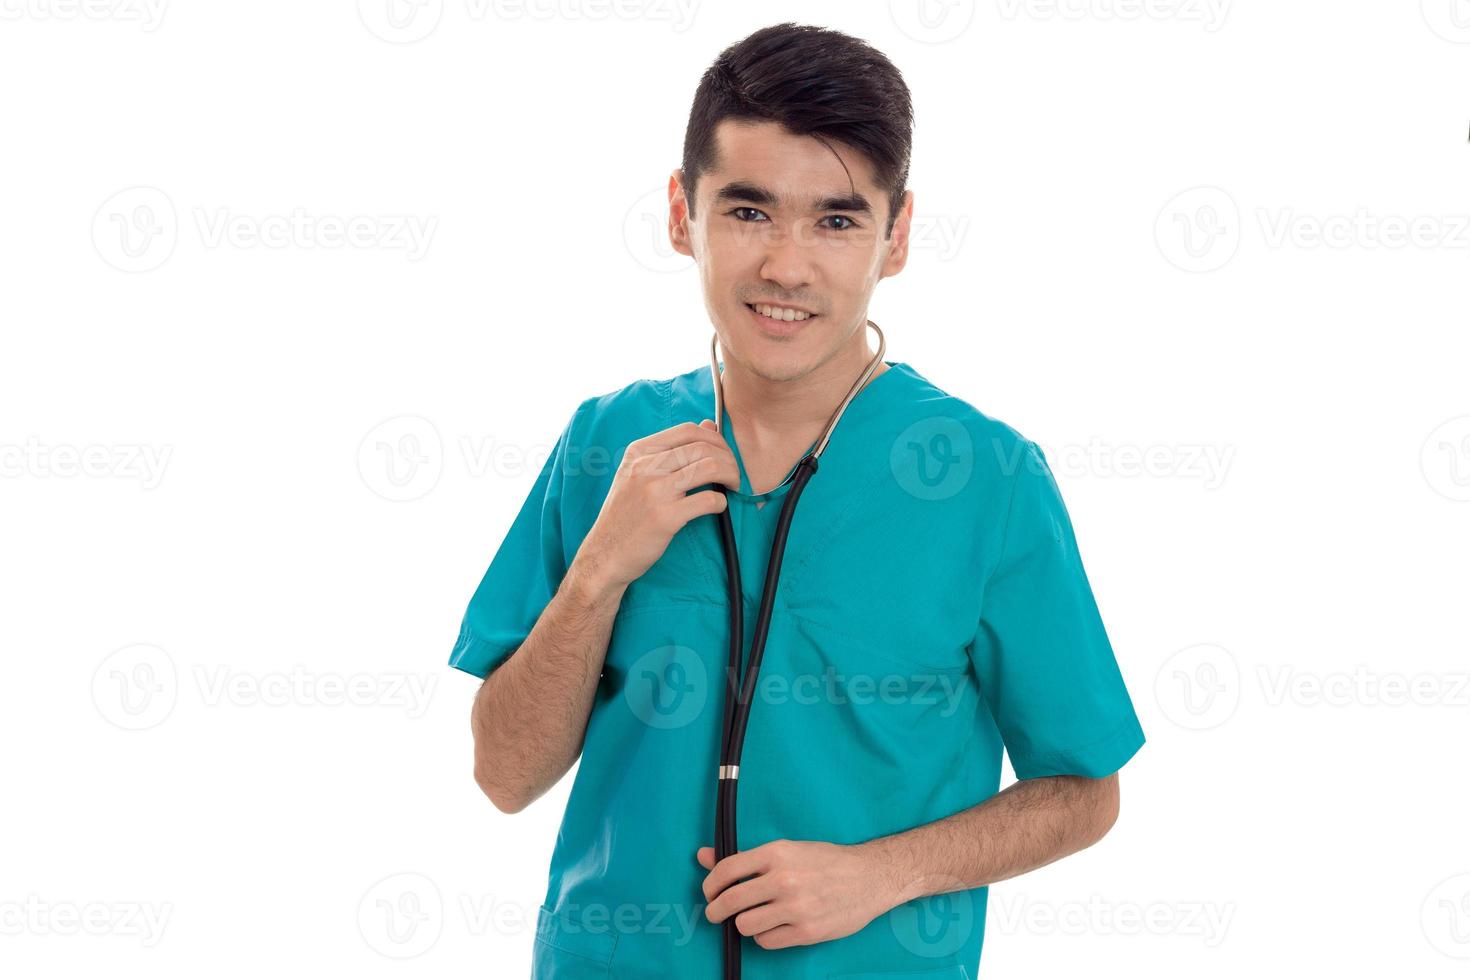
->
[707, 321, 886, 980]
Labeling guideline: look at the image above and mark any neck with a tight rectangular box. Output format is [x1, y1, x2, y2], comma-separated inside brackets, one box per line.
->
[718, 325, 887, 458]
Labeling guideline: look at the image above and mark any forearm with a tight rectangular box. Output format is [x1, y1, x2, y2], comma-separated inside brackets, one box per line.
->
[470, 550, 626, 813]
[858, 773, 1121, 910]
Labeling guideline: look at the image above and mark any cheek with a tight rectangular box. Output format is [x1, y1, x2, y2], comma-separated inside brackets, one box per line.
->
[698, 232, 754, 280]
[819, 237, 884, 286]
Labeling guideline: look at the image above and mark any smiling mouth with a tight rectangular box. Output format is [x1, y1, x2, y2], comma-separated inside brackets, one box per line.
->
[745, 302, 818, 322]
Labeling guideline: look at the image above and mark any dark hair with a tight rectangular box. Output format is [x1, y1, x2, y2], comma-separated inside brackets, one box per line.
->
[680, 22, 914, 239]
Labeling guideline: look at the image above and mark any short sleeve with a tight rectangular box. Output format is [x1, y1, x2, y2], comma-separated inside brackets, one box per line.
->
[968, 440, 1145, 780]
[448, 404, 581, 679]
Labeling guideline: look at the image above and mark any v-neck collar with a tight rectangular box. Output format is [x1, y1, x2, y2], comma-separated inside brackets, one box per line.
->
[706, 361, 913, 503]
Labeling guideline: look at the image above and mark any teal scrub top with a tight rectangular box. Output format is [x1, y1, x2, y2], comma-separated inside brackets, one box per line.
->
[450, 360, 1145, 980]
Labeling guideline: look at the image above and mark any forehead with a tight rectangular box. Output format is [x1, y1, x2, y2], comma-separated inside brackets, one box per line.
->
[702, 118, 882, 210]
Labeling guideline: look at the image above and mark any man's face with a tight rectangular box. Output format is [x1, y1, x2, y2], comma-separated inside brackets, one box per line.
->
[669, 119, 912, 383]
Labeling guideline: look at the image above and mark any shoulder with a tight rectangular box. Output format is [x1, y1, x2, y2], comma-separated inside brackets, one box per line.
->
[884, 362, 1044, 489]
[558, 364, 706, 461]
[884, 364, 1072, 569]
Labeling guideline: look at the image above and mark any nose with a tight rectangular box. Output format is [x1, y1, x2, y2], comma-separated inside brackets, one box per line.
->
[757, 227, 815, 294]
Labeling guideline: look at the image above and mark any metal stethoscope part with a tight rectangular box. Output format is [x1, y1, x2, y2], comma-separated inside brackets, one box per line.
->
[706, 319, 886, 979]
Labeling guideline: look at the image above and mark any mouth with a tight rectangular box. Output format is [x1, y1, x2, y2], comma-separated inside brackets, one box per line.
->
[744, 302, 819, 325]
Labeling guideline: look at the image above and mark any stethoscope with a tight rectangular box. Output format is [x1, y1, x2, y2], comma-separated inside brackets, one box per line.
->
[707, 319, 886, 980]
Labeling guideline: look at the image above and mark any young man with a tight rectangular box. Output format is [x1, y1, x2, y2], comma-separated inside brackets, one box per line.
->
[451, 22, 1145, 979]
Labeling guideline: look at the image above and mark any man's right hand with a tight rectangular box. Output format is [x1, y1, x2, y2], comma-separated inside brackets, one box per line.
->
[575, 419, 740, 591]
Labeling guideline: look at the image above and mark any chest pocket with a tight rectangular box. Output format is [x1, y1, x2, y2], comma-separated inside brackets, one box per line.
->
[614, 515, 722, 618]
[597, 518, 724, 727]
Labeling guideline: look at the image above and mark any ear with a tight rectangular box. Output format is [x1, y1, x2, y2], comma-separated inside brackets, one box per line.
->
[878, 189, 915, 279]
[669, 168, 695, 259]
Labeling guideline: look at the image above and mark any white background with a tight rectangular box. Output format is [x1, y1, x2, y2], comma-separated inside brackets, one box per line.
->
[3, 1, 1468, 976]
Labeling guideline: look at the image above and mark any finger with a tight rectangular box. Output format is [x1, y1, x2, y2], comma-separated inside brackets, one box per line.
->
[752, 923, 804, 950]
[695, 847, 715, 871]
[670, 453, 741, 494]
[634, 420, 728, 457]
[701, 847, 773, 902]
[705, 874, 782, 925]
[646, 439, 722, 471]
[642, 440, 737, 485]
[734, 900, 795, 938]
[675, 489, 728, 522]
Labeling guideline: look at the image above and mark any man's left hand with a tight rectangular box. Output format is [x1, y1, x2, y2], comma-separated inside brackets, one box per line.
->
[696, 839, 896, 950]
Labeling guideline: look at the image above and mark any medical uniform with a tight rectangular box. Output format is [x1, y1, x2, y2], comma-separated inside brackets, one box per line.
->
[451, 360, 1145, 979]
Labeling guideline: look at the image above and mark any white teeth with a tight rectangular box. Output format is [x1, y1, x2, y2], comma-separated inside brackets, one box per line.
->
[753, 304, 812, 321]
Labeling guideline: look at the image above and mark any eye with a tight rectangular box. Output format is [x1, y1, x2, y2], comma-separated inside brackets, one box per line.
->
[728, 207, 769, 222]
[821, 215, 858, 231]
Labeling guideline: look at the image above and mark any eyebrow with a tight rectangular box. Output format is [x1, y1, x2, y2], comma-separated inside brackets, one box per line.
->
[711, 180, 874, 216]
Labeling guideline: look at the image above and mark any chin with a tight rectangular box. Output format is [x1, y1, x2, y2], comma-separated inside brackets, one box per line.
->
[738, 341, 823, 384]
[717, 304, 838, 380]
